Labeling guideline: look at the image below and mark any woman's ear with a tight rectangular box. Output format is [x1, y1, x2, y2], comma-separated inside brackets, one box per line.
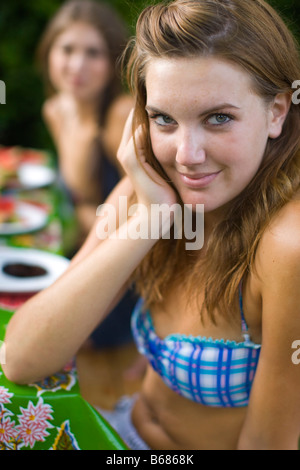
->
[268, 93, 291, 139]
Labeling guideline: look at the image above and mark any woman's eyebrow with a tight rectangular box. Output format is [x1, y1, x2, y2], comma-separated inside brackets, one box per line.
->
[145, 105, 165, 114]
[199, 103, 241, 115]
[145, 103, 241, 115]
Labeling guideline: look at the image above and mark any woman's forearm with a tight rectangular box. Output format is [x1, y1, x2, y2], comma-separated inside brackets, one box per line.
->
[2, 212, 158, 384]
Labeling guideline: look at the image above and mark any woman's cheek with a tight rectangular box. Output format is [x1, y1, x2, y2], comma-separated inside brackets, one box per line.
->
[150, 130, 174, 166]
[93, 59, 112, 86]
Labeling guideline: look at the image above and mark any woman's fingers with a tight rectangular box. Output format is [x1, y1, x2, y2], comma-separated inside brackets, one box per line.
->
[117, 109, 177, 207]
[117, 108, 134, 161]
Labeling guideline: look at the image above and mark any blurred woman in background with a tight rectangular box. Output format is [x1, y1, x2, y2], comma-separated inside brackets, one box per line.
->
[37, 0, 133, 242]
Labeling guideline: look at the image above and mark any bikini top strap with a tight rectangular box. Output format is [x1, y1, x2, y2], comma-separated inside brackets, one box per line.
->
[238, 281, 249, 334]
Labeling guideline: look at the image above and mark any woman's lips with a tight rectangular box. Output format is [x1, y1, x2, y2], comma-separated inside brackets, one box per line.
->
[69, 80, 86, 87]
[178, 171, 221, 188]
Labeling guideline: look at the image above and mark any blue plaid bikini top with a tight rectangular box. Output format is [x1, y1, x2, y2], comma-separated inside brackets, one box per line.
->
[131, 287, 261, 408]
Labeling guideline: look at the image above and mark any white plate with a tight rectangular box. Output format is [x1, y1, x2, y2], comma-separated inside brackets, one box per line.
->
[18, 163, 56, 189]
[0, 247, 70, 293]
[0, 201, 48, 236]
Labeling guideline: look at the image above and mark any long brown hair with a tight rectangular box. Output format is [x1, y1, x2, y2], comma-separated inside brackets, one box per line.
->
[124, 0, 300, 321]
[37, 0, 129, 125]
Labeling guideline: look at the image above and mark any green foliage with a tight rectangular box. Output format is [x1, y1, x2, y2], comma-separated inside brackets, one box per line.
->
[0, 0, 299, 150]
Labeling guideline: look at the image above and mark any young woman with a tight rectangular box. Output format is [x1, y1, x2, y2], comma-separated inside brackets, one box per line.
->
[3, 0, 300, 450]
[37, 0, 133, 240]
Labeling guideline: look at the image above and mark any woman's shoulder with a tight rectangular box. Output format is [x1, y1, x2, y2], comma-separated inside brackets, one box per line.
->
[264, 196, 300, 245]
[103, 94, 134, 161]
[251, 197, 300, 350]
[106, 94, 134, 121]
[256, 195, 300, 275]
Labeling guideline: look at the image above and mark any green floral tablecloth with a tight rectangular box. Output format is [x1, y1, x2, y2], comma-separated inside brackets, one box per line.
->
[0, 305, 127, 450]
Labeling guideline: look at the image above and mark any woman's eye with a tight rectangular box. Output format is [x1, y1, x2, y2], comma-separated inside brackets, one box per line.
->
[150, 114, 175, 126]
[62, 45, 73, 55]
[87, 48, 107, 59]
[206, 114, 232, 125]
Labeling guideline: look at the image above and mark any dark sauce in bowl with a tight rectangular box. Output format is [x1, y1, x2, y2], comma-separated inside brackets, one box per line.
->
[2, 263, 48, 278]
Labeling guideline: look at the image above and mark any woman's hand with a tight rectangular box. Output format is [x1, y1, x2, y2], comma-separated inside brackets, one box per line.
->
[117, 110, 177, 210]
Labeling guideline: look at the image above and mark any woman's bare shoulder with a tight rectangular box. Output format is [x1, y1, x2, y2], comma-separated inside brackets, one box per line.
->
[106, 94, 134, 121]
[103, 94, 134, 162]
[263, 197, 300, 249]
[256, 197, 300, 278]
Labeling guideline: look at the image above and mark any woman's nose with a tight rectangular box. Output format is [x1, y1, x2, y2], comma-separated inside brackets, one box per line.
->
[175, 129, 206, 166]
[68, 53, 86, 72]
